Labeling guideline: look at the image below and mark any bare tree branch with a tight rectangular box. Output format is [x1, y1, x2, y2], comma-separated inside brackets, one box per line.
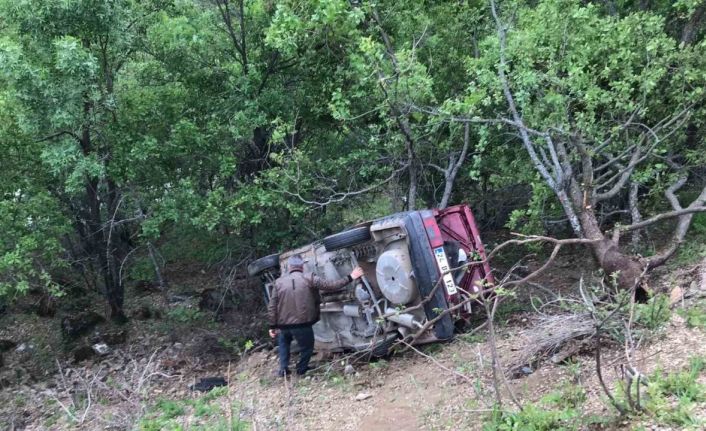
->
[35, 130, 82, 143]
[276, 162, 409, 208]
[616, 205, 706, 234]
[487, 1, 586, 235]
[648, 184, 706, 268]
[213, 0, 248, 74]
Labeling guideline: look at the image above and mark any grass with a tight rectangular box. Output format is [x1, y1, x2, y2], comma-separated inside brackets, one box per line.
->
[678, 301, 706, 330]
[634, 294, 671, 331]
[137, 387, 249, 431]
[477, 376, 700, 431]
[610, 356, 706, 429]
[451, 352, 477, 375]
[669, 213, 706, 268]
[640, 356, 706, 428]
[482, 295, 704, 431]
[165, 305, 204, 323]
[494, 296, 532, 326]
[594, 292, 672, 345]
[458, 332, 485, 344]
[482, 384, 589, 431]
[420, 342, 444, 355]
[323, 373, 350, 389]
[368, 359, 389, 370]
[561, 359, 582, 383]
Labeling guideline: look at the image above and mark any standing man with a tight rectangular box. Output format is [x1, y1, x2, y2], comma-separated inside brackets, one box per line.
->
[268, 254, 364, 376]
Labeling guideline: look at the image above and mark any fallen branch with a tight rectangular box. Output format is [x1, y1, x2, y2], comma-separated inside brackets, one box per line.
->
[506, 313, 594, 373]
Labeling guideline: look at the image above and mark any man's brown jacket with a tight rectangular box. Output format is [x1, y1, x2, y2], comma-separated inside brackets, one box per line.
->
[268, 270, 352, 329]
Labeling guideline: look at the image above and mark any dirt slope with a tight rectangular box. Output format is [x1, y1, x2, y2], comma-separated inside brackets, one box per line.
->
[221, 310, 706, 431]
[2, 255, 706, 430]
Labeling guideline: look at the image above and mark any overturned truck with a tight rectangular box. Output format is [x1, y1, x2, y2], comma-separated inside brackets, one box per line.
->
[248, 204, 494, 356]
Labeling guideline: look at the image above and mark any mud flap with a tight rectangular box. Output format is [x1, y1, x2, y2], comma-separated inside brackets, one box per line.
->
[403, 212, 455, 340]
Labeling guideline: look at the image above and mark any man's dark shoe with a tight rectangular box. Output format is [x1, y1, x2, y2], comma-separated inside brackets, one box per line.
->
[296, 366, 312, 376]
[277, 368, 291, 377]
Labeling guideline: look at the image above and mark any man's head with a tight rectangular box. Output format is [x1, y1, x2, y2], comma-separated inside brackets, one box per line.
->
[288, 254, 304, 273]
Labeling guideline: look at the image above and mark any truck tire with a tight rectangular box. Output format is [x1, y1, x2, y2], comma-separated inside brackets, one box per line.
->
[403, 211, 455, 340]
[247, 254, 280, 277]
[323, 226, 371, 251]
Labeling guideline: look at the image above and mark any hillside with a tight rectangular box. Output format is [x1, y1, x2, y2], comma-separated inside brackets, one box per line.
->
[2, 251, 706, 430]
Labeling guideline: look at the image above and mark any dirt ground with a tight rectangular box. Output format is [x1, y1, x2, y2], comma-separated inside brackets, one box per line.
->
[219, 306, 706, 431]
[2, 251, 706, 430]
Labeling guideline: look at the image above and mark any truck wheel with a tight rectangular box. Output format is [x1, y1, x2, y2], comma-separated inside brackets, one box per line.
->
[247, 254, 280, 277]
[323, 226, 371, 251]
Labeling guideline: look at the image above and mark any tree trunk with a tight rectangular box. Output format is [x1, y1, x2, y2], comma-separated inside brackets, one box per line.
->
[104, 178, 126, 321]
[78, 86, 126, 321]
[629, 181, 642, 250]
[682, 5, 706, 46]
[407, 161, 418, 210]
[592, 237, 645, 290]
[439, 173, 454, 210]
[577, 200, 644, 290]
[439, 123, 471, 209]
[148, 242, 166, 290]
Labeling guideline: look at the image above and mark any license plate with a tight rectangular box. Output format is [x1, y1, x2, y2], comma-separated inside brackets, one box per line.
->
[433, 246, 457, 295]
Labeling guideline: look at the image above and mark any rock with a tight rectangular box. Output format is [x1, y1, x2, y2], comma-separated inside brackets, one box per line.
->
[92, 343, 111, 356]
[186, 335, 230, 360]
[355, 392, 372, 401]
[189, 377, 227, 392]
[36, 294, 57, 317]
[132, 305, 161, 320]
[344, 364, 356, 375]
[199, 288, 220, 312]
[0, 339, 16, 352]
[90, 329, 127, 346]
[510, 365, 535, 378]
[135, 280, 160, 293]
[73, 345, 95, 362]
[15, 343, 35, 354]
[199, 288, 237, 312]
[669, 286, 684, 306]
[168, 294, 192, 304]
[132, 306, 150, 320]
[61, 312, 105, 338]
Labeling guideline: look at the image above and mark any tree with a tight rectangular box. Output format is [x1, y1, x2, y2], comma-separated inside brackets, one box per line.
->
[0, 0, 168, 318]
[453, 0, 706, 287]
[3, 0, 705, 313]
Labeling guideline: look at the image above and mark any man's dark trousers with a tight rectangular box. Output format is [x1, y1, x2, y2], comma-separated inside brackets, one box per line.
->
[278, 325, 315, 375]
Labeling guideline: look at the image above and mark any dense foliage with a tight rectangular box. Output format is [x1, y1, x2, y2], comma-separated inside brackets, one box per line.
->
[1, 0, 705, 313]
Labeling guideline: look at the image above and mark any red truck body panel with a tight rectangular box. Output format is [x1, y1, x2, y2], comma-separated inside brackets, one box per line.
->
[434, 204, 494, 314]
